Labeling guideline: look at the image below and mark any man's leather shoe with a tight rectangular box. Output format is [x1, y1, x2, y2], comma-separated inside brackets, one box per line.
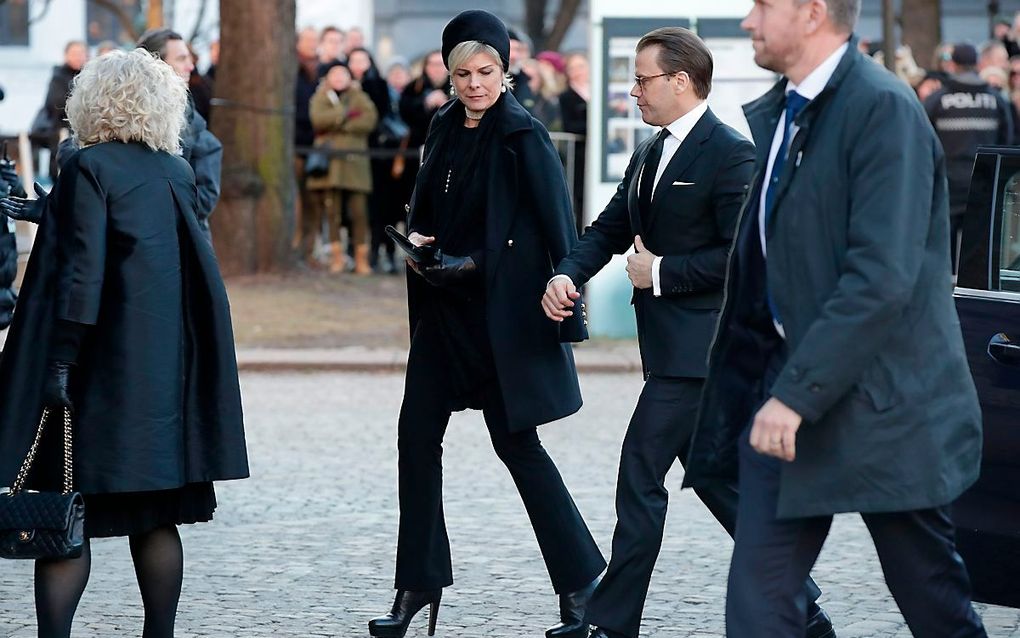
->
[806, 607, 836, 638]
[589, 628, 626, 638]
[546, 577, 600, 638]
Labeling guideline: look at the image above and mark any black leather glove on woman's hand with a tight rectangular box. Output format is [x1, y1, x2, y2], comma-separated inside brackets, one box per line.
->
[41, 362, 74, 411]
[0, 183, 47, 223]
[420, 251, 478, 287]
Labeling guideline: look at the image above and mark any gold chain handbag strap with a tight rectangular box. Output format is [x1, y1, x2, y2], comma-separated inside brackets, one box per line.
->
[10, 408, 73, 496]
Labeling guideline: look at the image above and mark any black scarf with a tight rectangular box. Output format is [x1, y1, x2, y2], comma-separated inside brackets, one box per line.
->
[426, 96, 502, 255]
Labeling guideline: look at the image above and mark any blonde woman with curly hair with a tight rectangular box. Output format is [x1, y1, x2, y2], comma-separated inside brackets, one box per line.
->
[0, 48, 248, 638]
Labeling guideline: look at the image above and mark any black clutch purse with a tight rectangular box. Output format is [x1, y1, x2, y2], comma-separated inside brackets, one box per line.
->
[0, 408, 85, 560]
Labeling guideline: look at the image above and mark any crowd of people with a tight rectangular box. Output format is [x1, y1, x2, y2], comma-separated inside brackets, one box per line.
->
[291, 24, 592, 275]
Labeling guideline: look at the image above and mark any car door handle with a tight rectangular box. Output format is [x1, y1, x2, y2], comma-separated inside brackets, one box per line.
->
[988, 333, 1020, 365]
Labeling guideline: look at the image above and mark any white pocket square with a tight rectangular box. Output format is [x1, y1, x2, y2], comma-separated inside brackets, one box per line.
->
[672, 181, 695, 186]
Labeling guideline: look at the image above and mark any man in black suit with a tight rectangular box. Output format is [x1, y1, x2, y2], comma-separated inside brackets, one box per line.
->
[684, 1, 987, 636]
[542, 28, 832, 638]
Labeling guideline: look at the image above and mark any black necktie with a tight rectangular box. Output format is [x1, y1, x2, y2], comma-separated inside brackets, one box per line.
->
[639, 128, 671, 214]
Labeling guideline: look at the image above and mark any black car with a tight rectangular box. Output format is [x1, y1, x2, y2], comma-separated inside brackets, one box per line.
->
[953, 145, 1020, 609]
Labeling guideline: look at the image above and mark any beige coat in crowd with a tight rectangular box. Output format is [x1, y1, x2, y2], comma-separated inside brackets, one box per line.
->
[307, 84, 378, 193]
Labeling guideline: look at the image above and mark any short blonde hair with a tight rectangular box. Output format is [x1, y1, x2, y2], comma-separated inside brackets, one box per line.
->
[446, 40, 514, 97]
[66, 48, 188, 154]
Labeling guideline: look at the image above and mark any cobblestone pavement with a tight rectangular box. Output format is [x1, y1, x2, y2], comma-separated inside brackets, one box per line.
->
[2, 372, 1019, 637]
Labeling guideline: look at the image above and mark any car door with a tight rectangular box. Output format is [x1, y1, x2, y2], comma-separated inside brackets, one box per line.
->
[953, 146, 1020, 609]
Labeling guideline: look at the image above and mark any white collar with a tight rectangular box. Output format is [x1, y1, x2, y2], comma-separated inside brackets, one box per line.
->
[663, 101, 709, 144]
[787, 42, 849, 100]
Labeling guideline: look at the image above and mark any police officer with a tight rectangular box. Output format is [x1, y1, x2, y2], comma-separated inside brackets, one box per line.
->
[924, 43, 1014, 271]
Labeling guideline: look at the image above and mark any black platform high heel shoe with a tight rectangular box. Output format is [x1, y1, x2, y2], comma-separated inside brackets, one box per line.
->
[368, 589, 442, 638]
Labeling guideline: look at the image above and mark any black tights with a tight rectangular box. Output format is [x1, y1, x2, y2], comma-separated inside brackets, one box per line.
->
[34, 525, 184, 638]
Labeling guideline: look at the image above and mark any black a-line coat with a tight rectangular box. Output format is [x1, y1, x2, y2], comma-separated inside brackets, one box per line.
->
[405, 93, 587, 432]
[0, 141, 248, 494]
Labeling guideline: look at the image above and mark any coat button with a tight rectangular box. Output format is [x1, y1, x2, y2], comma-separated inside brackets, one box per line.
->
[809, 383, 821, 393]
[507, 239, 514, 248]
[404, 204, 410, 213]
[790, 366, 801, 380]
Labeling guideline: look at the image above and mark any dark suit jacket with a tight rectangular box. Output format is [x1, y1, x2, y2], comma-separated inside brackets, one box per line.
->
[405, 93, 586, 432]
[686, 42, 982, 519]
[555, 108, 755, 378]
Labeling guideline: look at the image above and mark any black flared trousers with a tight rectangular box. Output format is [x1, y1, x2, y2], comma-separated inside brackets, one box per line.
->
[393, 335, 606, 593]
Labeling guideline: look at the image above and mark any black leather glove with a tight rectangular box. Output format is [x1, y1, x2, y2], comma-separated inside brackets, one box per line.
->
[41, 361, 74, 411]
[0, 183, 47, 223]
[420, 251, 479, 288]
[0, 162, 26, 199]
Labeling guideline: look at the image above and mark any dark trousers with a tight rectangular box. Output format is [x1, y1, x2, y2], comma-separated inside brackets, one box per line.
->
[585, 376, 821, 638]
[393, 335, 606, 593]
[726, 350, 987, 637]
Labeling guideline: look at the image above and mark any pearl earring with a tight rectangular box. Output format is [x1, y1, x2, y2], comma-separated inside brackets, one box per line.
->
[501, 84, 507, 93]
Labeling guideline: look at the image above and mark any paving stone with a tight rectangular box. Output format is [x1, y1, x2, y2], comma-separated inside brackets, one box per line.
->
[0, 372, 1017, 637]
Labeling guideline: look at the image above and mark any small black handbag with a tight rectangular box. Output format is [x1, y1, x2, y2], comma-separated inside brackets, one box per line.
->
[0, 408, 85, 560]
[304, 144, 331, 178]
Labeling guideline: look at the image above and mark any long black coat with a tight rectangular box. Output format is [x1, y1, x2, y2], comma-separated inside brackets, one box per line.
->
[555, 108, 754, 378]
[406, 93, 587, 432]
[0, 142, 248, 494]
[685, 43, 982, 518]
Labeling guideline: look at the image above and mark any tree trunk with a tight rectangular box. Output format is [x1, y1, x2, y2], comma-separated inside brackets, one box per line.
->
[146, 0, 163, 28]
[211, 0, 296, 275]
[524, 0, 547, 52]
[901, 0, 941, 71]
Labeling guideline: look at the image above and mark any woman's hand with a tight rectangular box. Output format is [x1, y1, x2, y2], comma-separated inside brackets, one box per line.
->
[41, 361, 74, 411]
[408, 232, 436, 247]
[404, 233, 436, 274]
[0, 183, 48, 224]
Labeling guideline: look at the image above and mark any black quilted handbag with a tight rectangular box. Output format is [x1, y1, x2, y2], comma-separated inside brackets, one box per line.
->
[0, 408, 85, 560]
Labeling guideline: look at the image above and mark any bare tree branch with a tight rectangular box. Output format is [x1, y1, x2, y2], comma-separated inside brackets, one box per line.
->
[188, 0, 210, 44]
[27, 0, 55, 26]
[89, 0, 141, 42]
[545, 0, 582, 52]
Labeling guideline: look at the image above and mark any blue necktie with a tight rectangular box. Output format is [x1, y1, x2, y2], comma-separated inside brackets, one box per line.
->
[764, 91, 810, 328]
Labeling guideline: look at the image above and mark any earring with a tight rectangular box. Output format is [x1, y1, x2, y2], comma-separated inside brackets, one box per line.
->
[501, 84, 507, 93]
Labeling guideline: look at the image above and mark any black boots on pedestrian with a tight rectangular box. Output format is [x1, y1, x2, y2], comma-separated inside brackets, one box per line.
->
[806, 606, 837, 638]
[368, 589, 442, 638]
[546, 577, 600, 638]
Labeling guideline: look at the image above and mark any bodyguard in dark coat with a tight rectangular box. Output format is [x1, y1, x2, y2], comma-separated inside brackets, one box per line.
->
[545, 28, 832, 638]
[684, 2, 986, 636]
[369, 12, 605, 638]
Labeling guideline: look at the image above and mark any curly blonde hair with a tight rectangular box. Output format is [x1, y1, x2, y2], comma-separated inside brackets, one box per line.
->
[66, 48, 188, 154]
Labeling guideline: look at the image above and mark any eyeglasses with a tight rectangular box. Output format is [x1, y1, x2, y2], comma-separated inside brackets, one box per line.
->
[633, 72, 675, 92]
[628, 72, 685, 92]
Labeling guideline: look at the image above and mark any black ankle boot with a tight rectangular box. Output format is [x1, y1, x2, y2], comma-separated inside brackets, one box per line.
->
[368, 589, 442, 638]
[546, 577, 600, 638]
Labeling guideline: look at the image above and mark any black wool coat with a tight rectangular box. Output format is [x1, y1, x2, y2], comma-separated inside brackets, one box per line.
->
[684, 42, 982, 518]
[406, 93, 587, 432]
[0, 142, 249, 494]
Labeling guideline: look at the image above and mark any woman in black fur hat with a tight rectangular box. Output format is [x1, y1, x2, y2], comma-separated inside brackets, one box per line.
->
[368, 10, 605, 638]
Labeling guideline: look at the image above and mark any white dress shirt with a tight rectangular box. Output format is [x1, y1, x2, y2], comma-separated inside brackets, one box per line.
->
[549, 101, 709, 296]
[649, 101, 709, 296]
[758, 42, 848, 338]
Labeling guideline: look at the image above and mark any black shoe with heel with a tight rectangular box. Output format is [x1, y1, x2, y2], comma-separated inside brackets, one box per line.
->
[368, 589, 442, 638]
[546, 577, 600, 638]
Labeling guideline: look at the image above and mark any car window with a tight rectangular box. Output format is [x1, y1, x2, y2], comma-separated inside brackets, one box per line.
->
[998, 171, 1020, 292]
